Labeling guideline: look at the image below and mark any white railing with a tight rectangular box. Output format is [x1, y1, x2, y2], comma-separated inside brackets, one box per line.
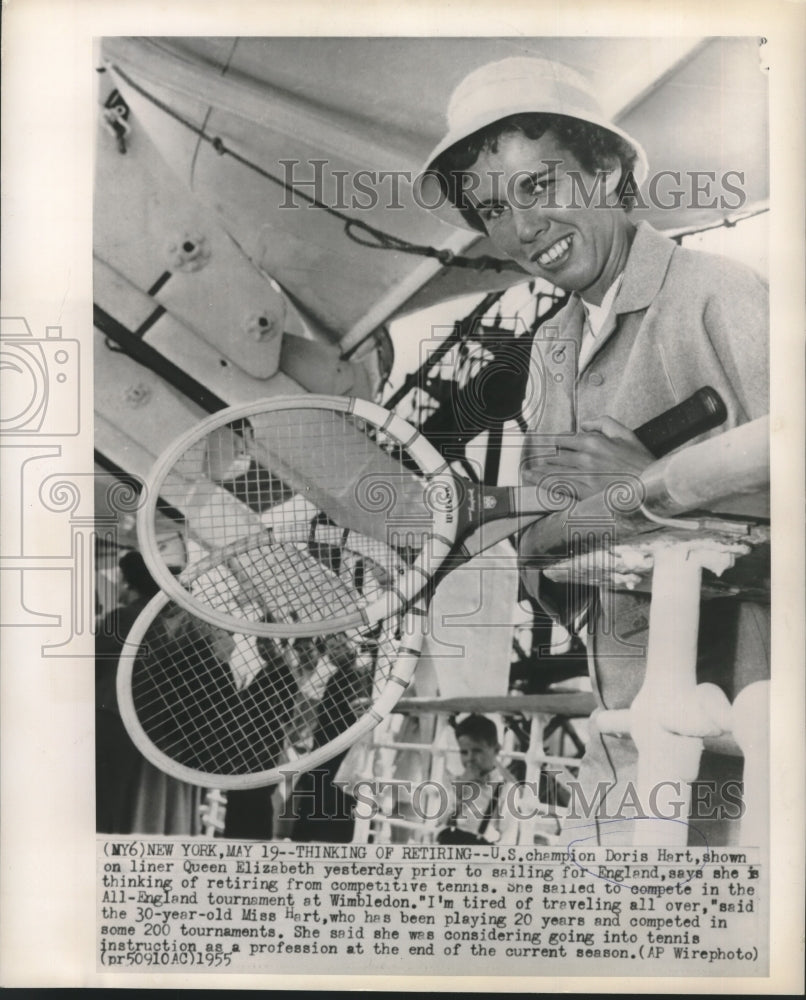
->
[350, 693, 593, 845]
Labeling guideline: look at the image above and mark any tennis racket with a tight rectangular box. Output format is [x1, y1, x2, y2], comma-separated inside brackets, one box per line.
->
[122, 389, 729, 785]
[116, 553, 425, 788]
[137, 390, 727, 638]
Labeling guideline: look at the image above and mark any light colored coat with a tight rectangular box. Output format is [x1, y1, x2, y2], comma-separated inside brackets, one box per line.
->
[519, 221, 769, 610]
[515, 222, 770, 845]
[523, 220, 768, 435]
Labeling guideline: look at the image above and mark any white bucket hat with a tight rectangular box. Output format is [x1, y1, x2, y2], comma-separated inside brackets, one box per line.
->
[418, 56, 649, 230]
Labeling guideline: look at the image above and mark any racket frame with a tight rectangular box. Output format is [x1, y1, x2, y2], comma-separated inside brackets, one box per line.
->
[116, 586, 426, 789]
[137, 394, 459, 638]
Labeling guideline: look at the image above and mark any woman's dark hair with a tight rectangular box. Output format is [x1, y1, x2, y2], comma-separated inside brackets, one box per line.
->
[455, 713, 499, 747]
[431, 113, 639, 231]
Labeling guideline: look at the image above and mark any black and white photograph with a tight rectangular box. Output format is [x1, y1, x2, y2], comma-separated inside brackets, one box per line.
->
[1, 1, 803, 991]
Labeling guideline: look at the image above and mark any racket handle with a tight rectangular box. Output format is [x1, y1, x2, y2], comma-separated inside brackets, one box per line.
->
[447, 388, 731, 557]
[633, 387, 727, 458]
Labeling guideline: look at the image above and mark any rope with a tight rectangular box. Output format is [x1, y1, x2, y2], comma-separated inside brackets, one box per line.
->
[106, 62, 521, 275]
[665, 203, 769, 242]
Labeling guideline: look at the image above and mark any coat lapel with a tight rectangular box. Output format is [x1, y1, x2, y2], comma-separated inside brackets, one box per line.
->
[576, 222, 677, 374]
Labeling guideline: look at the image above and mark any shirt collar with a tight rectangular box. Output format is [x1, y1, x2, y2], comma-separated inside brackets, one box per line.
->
[462, 764, 506, 783]
[581, 272, 624, 336]
[564, 222, 676, 320]
[483, 765, 507, 784]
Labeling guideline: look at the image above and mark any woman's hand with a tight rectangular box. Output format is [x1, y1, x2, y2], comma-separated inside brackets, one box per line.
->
[534, 416, 656, 500]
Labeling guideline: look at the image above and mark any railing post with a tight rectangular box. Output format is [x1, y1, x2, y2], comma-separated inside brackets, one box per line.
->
[597, 542, 738, 846]
[731, 680, 769, 846]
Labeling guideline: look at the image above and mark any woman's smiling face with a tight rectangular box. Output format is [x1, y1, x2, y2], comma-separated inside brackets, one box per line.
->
[465, 130, 629, 303]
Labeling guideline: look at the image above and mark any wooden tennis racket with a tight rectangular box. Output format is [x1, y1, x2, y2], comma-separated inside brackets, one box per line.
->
[116, 559, 423, 788]
[123, 390, 735, 785]
[136, 390, 727, 638]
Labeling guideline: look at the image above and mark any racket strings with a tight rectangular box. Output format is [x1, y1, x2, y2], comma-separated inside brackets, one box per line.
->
[144, 403, 439, 633]
[184, 539, 391, 627]
[129, 603, 402, 779]
[133, 617, 290, 774]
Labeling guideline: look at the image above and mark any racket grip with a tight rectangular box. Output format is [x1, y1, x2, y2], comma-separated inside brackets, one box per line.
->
[633, 387, 728, 458]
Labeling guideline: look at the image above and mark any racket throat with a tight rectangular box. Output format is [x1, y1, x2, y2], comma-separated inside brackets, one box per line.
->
[455, 484, 543, 559]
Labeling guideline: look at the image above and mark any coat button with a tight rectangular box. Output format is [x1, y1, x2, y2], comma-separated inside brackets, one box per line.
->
[588, 371, 604, 386]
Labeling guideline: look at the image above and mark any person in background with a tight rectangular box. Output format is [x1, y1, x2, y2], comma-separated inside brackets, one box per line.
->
[437, 714, 520, 845]
[96, 550, 200, 834]
[290, 633, 373, 842]
[420, 57, 769, 844]
[221, 627, 301, 840]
